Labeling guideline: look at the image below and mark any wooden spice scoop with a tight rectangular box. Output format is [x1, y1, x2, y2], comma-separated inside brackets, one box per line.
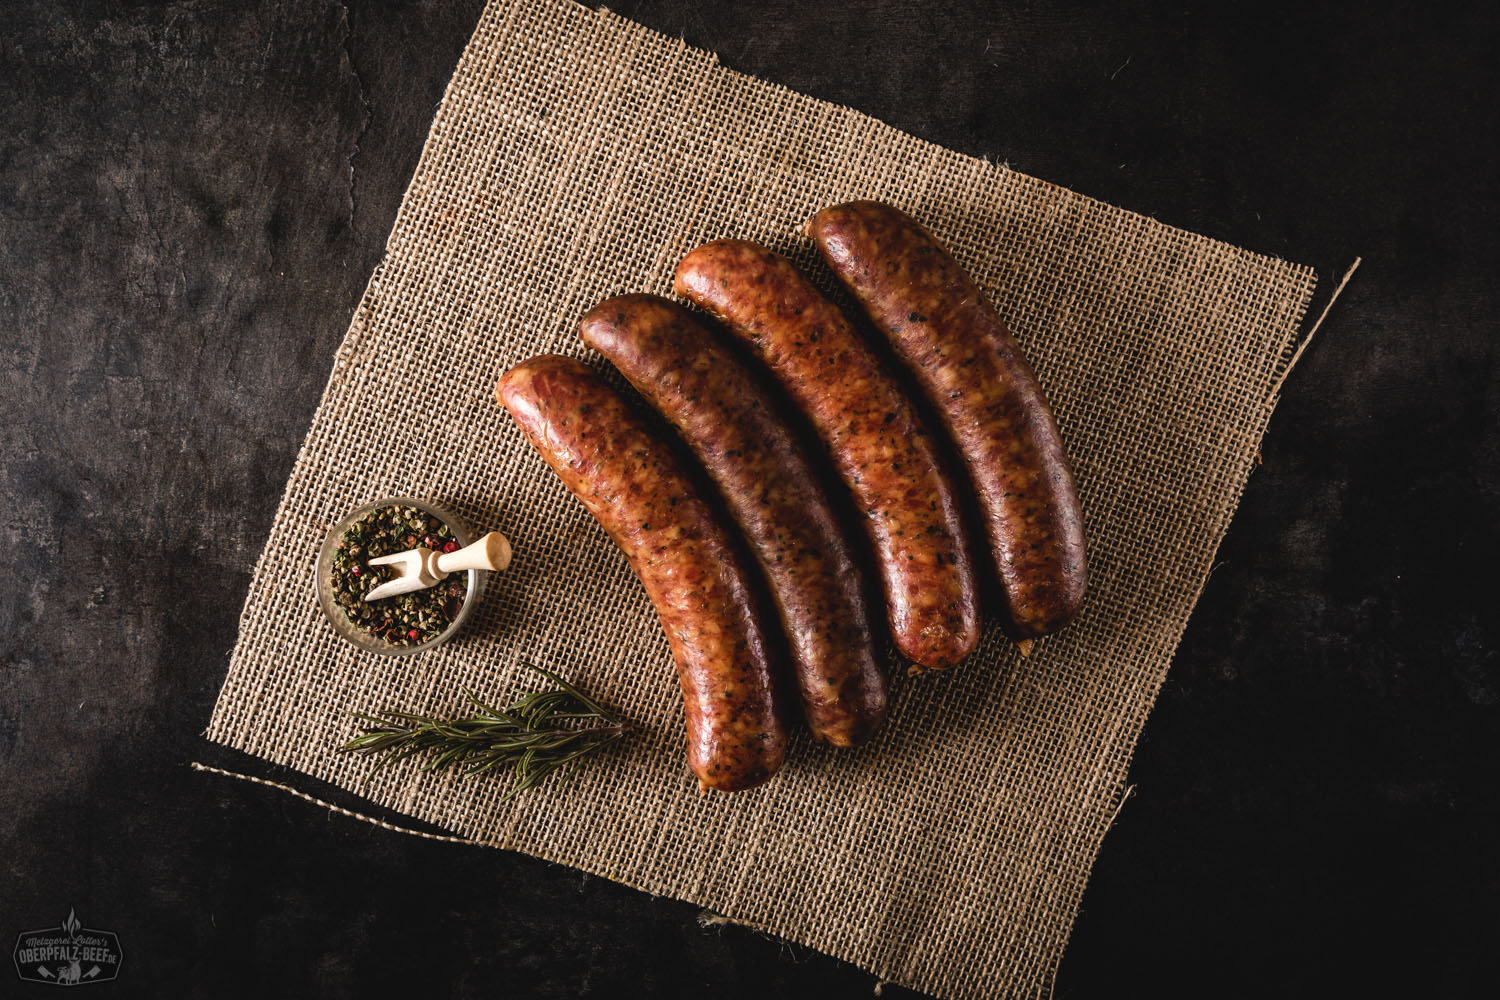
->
[362, 531, 511, 602]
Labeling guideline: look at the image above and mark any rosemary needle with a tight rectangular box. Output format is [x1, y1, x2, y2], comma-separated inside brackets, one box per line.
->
[339, 662, 629, 800]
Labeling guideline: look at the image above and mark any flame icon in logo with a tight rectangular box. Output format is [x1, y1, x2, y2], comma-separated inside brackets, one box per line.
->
[62, 910, 81, 938]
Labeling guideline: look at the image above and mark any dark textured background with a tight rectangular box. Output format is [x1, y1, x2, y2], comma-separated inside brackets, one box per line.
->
[2, 1, 1495, 996]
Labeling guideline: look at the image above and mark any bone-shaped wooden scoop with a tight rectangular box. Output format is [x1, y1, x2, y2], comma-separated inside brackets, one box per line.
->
[362, 531, 511, 602]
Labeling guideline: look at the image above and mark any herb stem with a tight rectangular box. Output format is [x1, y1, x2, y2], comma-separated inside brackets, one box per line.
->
[339, 662, 628, 800]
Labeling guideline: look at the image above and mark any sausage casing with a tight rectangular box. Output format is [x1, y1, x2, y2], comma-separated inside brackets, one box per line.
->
[580, 294, 886, 746]
[497, 355, 788, 791]
[674, 240, 981, 670]
[808, 201, 1087, 639]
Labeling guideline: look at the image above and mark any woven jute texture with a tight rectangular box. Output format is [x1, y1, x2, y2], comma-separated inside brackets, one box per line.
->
[207, 2, 1319, 996]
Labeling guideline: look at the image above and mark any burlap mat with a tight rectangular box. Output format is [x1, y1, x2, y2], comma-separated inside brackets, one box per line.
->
[206, 2, 1322, 996]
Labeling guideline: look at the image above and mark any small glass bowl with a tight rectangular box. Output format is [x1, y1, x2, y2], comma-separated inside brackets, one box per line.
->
[315, 497, 486, 656]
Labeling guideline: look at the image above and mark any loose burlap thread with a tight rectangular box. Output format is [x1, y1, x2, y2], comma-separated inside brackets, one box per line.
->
[206, 2, 1321, 997]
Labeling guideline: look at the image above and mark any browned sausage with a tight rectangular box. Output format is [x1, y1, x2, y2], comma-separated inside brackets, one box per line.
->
[808, 201, 1087, 639]
[496, 355, 788, 791]
[674, 240, 980, 670]
[580, 294, 886, 746]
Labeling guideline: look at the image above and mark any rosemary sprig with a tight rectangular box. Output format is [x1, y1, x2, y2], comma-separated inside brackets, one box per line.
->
[339, 662, 628, 800]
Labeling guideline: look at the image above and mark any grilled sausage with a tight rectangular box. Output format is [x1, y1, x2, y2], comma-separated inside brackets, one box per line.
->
[497, 355, 788, 791]
[808, 201, 1086, 639]
[675, 240, 980, 670]
[580, 294, 886, 746]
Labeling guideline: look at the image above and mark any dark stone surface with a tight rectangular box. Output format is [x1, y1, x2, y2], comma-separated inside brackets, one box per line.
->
[2, 1, 1494, 996]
